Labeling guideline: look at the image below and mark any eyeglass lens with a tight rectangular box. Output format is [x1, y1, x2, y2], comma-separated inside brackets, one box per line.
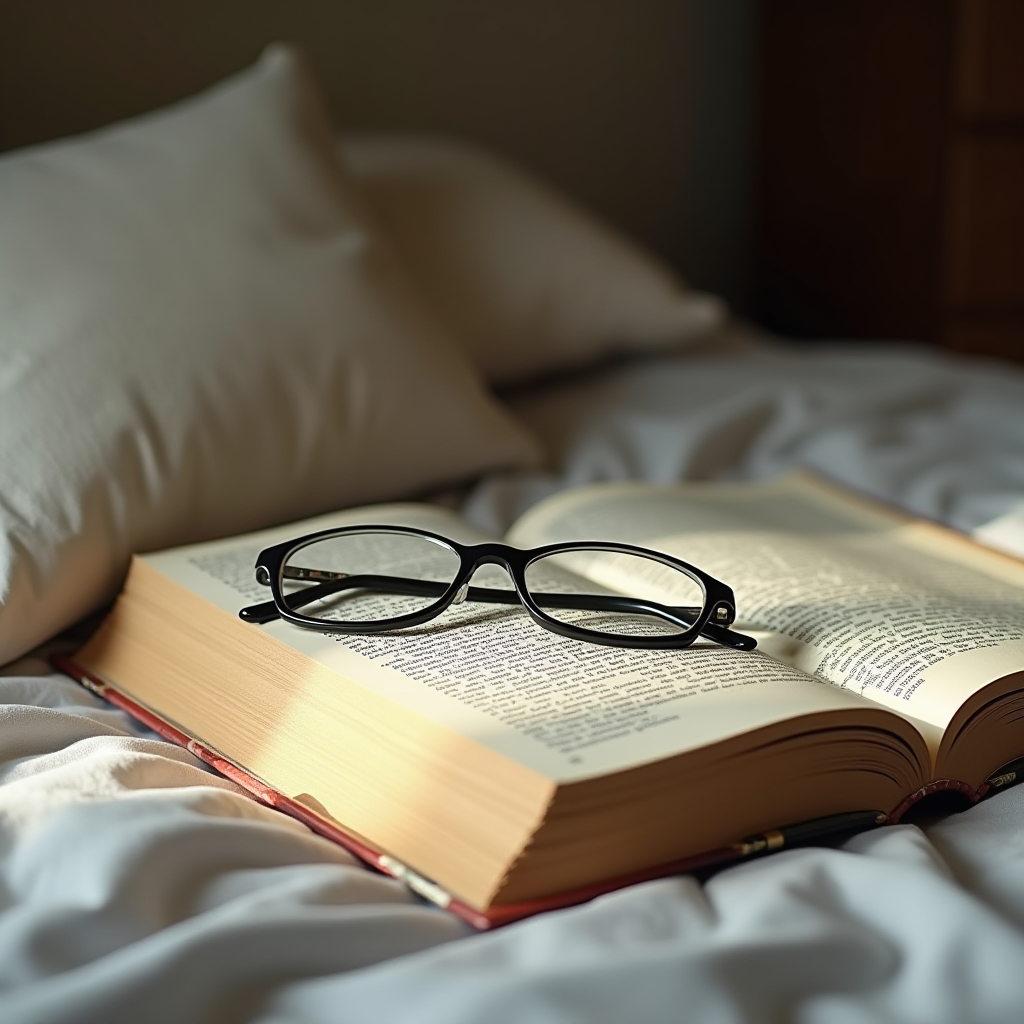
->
[281, 531, 461, 622]
[524, 550, 705, 637]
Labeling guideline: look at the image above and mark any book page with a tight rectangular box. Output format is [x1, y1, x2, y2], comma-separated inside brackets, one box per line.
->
[144, 500, 890, 783]
[509, 477, 1024, 731]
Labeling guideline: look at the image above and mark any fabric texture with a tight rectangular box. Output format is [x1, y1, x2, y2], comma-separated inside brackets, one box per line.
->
[6, 656, 1024, 1024]
[462, 330, 1024, 543]
[1, 337, 1024, 1020]
[0, 45, 539, 666]
[342, 133, 725, 385]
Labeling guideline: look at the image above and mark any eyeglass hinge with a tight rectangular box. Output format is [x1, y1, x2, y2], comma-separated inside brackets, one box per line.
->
[713, 603, 734, 624]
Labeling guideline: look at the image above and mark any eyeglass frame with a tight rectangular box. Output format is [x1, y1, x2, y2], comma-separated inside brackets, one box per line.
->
[238, 524, 757, 651]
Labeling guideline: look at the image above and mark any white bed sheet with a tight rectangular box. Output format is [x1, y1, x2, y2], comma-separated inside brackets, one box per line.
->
[3, 335, 1024, 1023]
[469, 331, 1024, 541]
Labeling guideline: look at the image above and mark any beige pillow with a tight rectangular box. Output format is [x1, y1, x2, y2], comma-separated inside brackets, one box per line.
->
[342, 133, 725, 385]
[0, 46, 539, 666]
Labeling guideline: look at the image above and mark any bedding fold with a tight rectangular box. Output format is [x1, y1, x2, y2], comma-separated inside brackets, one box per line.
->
[2, 337, 1024, 1021]
[3, 660, 1024, 1023]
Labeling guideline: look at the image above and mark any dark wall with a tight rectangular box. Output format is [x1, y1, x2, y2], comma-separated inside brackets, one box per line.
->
[0, 0, 758, 309]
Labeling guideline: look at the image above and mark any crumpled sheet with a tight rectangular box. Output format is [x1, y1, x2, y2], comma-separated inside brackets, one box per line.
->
[3, 337, 1024, 1023]
[464, 336, 1024, 541]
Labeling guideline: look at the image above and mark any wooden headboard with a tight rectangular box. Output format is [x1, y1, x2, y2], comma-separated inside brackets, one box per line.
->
[0, 0, 756, 308]
[754, 0, 1024, 362]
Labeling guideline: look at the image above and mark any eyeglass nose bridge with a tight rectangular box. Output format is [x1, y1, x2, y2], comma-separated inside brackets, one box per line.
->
[462, 549, 519, 575]
[451, 548, 524, 602]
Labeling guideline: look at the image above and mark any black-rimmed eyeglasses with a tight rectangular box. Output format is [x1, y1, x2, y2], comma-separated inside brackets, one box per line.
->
[238, 525, 757, 651]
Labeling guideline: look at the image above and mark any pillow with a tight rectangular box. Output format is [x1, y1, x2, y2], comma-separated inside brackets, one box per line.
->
[341, 133, 725, 385]
[0, 45, 539, 666]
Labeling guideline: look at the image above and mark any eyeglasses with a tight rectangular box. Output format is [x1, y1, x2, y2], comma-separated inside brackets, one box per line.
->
[238, 525, 757, 651]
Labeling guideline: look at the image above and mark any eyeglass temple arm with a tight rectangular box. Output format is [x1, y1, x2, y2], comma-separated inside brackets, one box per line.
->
[239, 572, 755, 650]
[241, 572, 696, 621]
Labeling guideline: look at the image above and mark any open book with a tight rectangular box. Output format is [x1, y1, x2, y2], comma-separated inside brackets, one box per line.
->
[65, 474, 1024, 927]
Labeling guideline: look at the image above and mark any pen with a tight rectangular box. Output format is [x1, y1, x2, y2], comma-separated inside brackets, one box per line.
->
[732, 810, 889, 857]
[984, 757, 1024, 792]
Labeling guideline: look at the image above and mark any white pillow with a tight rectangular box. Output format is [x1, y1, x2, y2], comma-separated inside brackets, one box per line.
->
[0, 46, 539, 666]
[342, 133, 725, 385]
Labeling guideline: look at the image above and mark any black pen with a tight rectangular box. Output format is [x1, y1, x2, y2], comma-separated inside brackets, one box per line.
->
[984, 757, 1024, 792]
[732, 810, 889, 857]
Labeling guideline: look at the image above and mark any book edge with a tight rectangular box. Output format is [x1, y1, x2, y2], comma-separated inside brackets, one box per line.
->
[54, 652, 1003, 929]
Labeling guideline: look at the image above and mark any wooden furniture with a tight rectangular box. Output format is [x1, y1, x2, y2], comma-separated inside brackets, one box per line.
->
[755, 0, 1024, 362]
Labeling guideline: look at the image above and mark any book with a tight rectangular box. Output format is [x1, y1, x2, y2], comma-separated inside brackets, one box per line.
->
[62, 473, 1024, 928]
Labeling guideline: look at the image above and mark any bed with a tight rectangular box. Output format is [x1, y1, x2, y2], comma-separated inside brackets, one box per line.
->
[3, 8, 1024, 1023]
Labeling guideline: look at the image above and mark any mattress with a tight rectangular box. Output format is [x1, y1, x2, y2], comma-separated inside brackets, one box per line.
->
[3, 334, 1024, 1023]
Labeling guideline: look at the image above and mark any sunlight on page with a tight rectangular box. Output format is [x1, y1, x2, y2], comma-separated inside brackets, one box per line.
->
[153, 515, 873, 785]
[645, 528, 1024, 728]
[507, 478, 1024, 732]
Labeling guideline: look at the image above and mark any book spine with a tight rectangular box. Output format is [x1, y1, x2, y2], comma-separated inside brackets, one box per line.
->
[888, 759, 1024, 822]
[889, 779, 980, 822]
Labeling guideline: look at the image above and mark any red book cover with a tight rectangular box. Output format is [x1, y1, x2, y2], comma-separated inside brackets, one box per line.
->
[51, 653, 1011, 929]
